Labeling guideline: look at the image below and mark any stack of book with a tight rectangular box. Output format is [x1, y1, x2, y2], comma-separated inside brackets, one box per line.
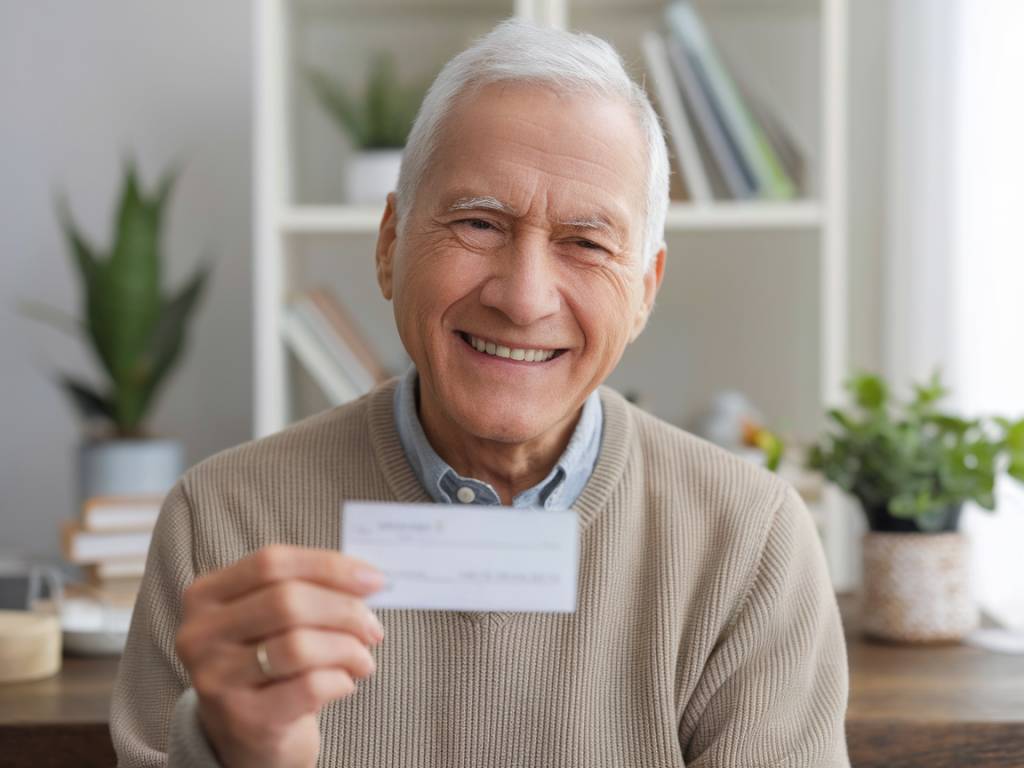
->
[281, 286, 391, 406]
[642, 0, 805, 203]
[61, 495, 160, 608]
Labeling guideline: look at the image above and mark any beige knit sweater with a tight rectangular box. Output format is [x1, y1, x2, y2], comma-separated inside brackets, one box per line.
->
[111, 379, 850, 767]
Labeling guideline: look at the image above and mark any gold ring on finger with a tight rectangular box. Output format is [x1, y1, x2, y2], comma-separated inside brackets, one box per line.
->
[255, 640, 275, 681]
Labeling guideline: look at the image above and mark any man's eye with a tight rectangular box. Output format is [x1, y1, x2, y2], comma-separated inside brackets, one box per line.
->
[575, 239, 604, 251]
[459, 218, 495, 231]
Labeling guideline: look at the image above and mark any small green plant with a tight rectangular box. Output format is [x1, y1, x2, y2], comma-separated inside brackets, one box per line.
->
[807, 369, 1024, 531]
[19, 161, 212, 439]
[306, 53, 426, 149]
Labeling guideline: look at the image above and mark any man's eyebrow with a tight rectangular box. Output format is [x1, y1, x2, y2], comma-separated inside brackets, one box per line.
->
[446, 196, 516, 214]
[560, 214, 615, 230]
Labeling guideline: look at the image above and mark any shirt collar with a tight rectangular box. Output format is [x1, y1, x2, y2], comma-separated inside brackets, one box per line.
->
[393, 366, 602, 510]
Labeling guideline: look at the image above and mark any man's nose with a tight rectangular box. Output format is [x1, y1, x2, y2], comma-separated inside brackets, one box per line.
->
[478, 234, 561, 326]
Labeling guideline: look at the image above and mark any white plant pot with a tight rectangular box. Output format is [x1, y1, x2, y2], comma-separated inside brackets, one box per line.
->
[860, 531, 979, 643]
[77, 438, 184, 504]
[344, 149, 403, 205]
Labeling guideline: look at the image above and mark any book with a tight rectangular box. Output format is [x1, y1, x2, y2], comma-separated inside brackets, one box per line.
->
[742, 82, 807, 196]
[666, 0, 796, 199]
[81, 495, 161, 532]
[641, 32, 712, 203]
[664, 33, 755, 199]
[61, 520, 152, 564]
[65, 579, 141, 609]
[280, 304, 362, 406]
[83, 559, 147, 583]
[307, 288, 390, 384]
[295, 296, 375, 394]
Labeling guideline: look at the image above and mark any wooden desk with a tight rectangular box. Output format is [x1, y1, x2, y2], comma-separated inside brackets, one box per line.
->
[0, 655, 118, 767]
[841, 594, 1024, 767]
[1, 597, 1022, 767]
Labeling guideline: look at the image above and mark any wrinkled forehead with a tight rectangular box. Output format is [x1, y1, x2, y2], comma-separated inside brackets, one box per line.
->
[421, 82, 647, 239]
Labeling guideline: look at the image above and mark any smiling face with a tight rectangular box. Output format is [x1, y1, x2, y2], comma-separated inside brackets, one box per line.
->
[376, 82, 665, 450]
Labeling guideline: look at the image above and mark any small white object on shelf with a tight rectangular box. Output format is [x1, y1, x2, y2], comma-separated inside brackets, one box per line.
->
[59, 597, 132, 656]
[344, 149, 403, 205]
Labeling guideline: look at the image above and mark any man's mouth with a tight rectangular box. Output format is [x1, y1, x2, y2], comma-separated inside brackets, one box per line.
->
[457, 331, 567, 363]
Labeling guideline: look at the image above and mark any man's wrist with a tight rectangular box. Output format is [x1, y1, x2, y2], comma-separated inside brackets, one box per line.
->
[168, 688, 226, 767]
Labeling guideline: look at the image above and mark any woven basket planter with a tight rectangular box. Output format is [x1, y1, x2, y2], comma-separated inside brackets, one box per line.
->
[861, 531, 978, 643]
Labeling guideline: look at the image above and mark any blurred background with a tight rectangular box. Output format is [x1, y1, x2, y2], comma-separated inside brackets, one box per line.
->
[1, 0, 1022, 631]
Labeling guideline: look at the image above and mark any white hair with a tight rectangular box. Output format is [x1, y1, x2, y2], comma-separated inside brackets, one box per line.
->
[394, 18, 670, 272]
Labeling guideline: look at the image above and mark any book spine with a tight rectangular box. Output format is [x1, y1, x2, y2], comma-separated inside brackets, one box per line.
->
[296, 297, 376, 393]
[307, 288, 390, 384]
[665, 35, 754, 199]
[84, 561, 148, 584]
[641, 32, 712, 204]
[61, 520, 152, 563]
[667, 1, 795, 199]
[280, 304, 360, 406]
[81, 504, 160, 533]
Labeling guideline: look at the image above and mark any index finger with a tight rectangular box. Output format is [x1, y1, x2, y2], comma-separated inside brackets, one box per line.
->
[185, 544, 385, 608]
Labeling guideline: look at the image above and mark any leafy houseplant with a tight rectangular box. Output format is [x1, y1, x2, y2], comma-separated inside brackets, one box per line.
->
[807, 370, 1024, 644]
[306, 53, 427, 204]
[807, 370, 1024, 532]
[21, 162, 211, 504]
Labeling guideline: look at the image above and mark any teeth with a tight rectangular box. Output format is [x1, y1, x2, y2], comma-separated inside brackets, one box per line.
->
[466, 334, 557, 363]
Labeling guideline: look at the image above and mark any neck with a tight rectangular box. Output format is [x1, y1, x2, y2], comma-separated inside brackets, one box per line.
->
[416, 378, 582, 505]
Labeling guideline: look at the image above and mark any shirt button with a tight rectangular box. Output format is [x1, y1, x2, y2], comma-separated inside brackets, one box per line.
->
[456, 486, 476, 504]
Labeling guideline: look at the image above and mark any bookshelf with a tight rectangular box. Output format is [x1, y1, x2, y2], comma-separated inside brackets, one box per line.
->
[253, 0, 855, 590]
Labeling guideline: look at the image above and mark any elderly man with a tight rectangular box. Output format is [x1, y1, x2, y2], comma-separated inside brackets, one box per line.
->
[112, 18, 849, 768]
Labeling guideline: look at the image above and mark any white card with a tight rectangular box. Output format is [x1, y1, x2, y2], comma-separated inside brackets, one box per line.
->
[341, 501, 578, 613]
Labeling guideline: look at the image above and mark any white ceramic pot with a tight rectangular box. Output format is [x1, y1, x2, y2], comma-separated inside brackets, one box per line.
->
[77, 438, 184, 503]
[344, 149, 403, 205]
[860, 531, 978, 643]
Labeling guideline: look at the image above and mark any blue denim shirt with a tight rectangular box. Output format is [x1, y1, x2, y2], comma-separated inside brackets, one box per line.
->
[393, 367, 602, 510]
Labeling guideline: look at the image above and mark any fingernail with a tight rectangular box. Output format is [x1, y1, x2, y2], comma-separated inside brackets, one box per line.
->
[355, 568, 385, 588]
[368, 612, 384, 643]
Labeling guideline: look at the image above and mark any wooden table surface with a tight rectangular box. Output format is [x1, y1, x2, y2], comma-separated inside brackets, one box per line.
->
[1, 595, 1022, 767]
[840, 594, 1024, 767]
[0, 655, 120, 767]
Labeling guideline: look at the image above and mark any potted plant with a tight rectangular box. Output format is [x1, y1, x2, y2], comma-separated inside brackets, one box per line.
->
[807, 369, 1024, 643]
[306, 53, 426, 205]
[20, 162, 211, 506]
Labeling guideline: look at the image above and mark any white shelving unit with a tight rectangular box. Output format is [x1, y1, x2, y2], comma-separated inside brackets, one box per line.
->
[253, 0, 855, 591]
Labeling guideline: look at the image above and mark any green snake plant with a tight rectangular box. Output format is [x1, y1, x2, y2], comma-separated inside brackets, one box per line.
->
[20, 162, 212, 439]
[306, 53, 426, 149]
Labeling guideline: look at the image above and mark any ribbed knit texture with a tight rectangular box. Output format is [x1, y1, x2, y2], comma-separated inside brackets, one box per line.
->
[111, 379, 850, 767]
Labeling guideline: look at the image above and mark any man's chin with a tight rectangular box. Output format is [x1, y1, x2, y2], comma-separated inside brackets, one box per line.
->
[447, 400, 564, 446]
[457, 414, 549, 445]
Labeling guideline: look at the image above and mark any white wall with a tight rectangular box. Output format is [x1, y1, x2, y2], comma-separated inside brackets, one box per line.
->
[884, 0, 1024, 627]
[0, 1, 252, 562]
[952, 0, 1024, 629]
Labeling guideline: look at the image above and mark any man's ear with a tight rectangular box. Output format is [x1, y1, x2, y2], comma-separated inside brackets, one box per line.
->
[375, 192, 399, 300]
[629, 245, 666, 343]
